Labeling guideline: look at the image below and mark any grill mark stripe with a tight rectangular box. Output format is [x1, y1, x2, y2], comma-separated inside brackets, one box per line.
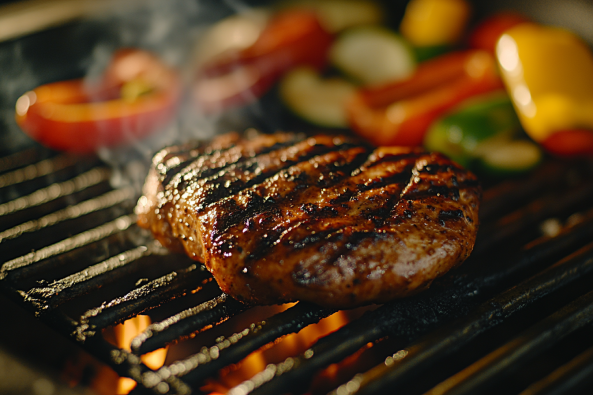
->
[158, 141, 208, 186]
[247, 152, 466, 266]
[292, 230, 387, 287]
[248, 194, 399, 264]
[160, 138, 241, 187]
[243, 153, 418, 264]
[316, 170, 418, 269]
[168, 134, 305, 192]
[356, 164, 416, 193]
[367, 150, 426, 167]
[199, 141, 362, 209]
[398, 157, 479, 202]
[402, 184, 460, 201]
[211, 148, 373, 244]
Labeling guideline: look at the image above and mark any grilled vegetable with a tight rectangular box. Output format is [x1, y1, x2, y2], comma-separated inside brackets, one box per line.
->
[496, 23, 593, 157]
[468, 12, 529, 54]
[400, 0, 471, 47]
[477, 139, 542, 176]
[15, 49, 180, 153]
[279, 67, 356, 127]
[425, 93, 542, 175]
[192, 10, 333, 113]
[280, 0, 383, 33]
[540, 129, 593, 157]
[329, 26, 416, 85]
[346, 50, 503, 147]
[193, 9, 271, 68]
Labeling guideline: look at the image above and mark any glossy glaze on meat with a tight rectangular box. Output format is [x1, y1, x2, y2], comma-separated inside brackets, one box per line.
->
[136, 131, 481, 308]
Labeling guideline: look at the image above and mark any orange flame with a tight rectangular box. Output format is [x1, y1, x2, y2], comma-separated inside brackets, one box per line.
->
[202, 308, 350, 394]
[113, 315, 168, 394]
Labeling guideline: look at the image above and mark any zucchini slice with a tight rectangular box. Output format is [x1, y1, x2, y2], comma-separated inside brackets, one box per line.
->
[330, 26, 416, 85]
[279, 67, 356, 128]
[279, 0, 383, 33]
[479, 139, 543, 176]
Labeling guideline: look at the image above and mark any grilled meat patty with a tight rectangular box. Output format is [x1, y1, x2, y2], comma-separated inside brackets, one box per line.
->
[136, 131, 481, 308]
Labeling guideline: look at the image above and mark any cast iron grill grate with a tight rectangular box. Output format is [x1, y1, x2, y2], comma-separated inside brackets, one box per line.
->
[2, 146, 593, 395]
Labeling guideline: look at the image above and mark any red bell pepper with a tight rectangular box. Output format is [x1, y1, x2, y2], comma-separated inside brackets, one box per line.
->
[345, 50, 504, 147]
[192, 10, 333, 113]
[540, 129, 593, 157]
[15, 49, 181, 153]
[468, 12, 530, 54]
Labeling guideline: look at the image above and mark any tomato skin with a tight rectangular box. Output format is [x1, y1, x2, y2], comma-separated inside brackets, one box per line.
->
[193, 10, 334, 113]
[540, 129, 593, 157]
[346, 50, 504, 147]
[468, 12, 529, 54]
[15, 49, 181, 153]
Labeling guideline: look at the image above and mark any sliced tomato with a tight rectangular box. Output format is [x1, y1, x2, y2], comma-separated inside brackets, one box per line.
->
[193, 10, 334, 113]
[15, 49, 181, 153]
[540, 129, 593, 157]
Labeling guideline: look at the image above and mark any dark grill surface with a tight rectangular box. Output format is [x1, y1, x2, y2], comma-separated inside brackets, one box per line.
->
[2, 145, 593, 395]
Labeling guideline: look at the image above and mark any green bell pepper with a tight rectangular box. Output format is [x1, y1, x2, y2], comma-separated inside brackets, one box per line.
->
[424, 92, 542, 176]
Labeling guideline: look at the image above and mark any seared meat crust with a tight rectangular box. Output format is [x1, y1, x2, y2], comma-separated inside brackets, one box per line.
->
[137, 131, 481, 308]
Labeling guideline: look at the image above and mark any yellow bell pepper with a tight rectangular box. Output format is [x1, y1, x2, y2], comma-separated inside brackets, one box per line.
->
[496, 23, 593, 145]
[399, 0, 471, 47]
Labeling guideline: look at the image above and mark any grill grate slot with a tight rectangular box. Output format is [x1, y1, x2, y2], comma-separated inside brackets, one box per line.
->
[0, 215, 137, 282]
[521, 346, 593, 395]
[1, 147, 593, 395]
[0, 154, 78, 188]
[0, 167, 111, 217]
[162, 302, 334, 384]
[24, 242, 158, 312]
[0, 147, 48, 173]
[130, 292, 247, 356]
[77, 263, 212, 339]
[423, 290, 593, 395]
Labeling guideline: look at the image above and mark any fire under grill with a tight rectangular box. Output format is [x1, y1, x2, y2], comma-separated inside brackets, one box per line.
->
[2, 145, 593, 395]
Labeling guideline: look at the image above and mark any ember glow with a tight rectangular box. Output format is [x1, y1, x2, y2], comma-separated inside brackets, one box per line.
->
[201, 308, 351, 395]
[113, 315, 168, 394]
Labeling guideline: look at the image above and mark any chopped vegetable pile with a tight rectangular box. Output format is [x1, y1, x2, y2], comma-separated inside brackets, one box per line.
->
[15, 0, 593, 169]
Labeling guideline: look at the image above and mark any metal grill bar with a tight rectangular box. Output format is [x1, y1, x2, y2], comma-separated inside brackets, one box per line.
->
[330, 242, 593, 395]
[131, 293, 247, 355]
[0, 214, 136, 281]
[174, 302, 334, 385]
[0, 154, 78, 188]
[24, 241, 159, 312]
[76, 263, 211, 341]
[0, 167, 110, 216]
[474, 181, 593, 255]
[520, 346, 593, 395]
[424, 290, 593, 395]
[82, 328, 192, 395]
[0, 147, 44, 173]
[478, 161, 573, 222]
[0, 187, 135, 243]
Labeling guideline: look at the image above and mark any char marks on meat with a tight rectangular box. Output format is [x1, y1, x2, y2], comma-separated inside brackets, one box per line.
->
[136, 131, 481, 308]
